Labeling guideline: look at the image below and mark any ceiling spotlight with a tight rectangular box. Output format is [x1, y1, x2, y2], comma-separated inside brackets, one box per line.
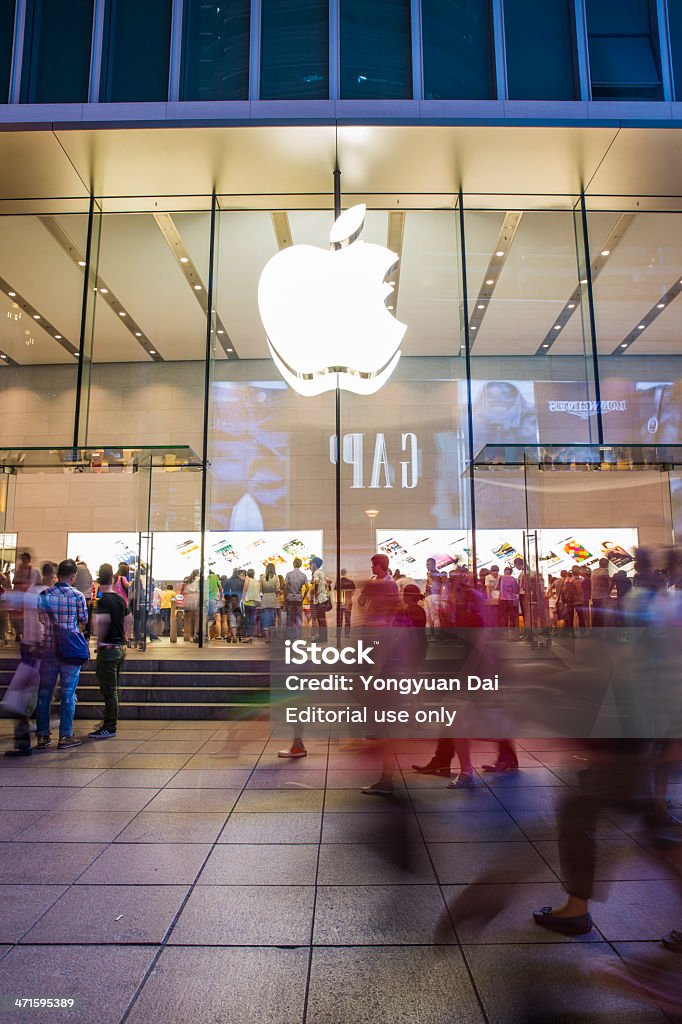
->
[55, 334, 62, 339]
[621, 343, 628, 348]
[477, 304, 485, 309]
[194, 284, 202, 291]
[119, 311, 126, 317]
[542, 343, 549, 348]
[495, 250, 504, 257]
[149, 350, 156, 355]
[100, 288, 108, 294]
[638, 324, 645, 329]
[227, 348, 234, 352]
[580, 279, 587, 285]
[78, 260, 86, 267]
[568, 303, 575, 309]
[74, 350, 80, 356]
[554, 325, 561, 330]
[217, 329, 224, 334]
[8, 291, 15, 297]
[486, 279, 494, 285]
[471, 325, 477, 330]
[601, 250, 610, 257]
[33, 314, 40, 320]
[657, 303, 665, 309]
[135, 332, 142, 337]
[179, 256, 189, 264]
[0, 354, 6, 359]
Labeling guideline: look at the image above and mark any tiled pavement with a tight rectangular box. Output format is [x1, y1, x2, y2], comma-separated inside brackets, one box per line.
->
[0, 721, 680, 1024]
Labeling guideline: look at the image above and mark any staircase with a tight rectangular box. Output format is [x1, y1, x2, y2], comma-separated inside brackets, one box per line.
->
[0, 656, 271, 721]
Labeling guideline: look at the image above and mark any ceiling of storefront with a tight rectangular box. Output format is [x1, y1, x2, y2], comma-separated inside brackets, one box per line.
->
[0, 124, 681, 365]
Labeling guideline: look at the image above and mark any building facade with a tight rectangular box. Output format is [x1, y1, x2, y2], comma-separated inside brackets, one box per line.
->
[1, 0, 682, 620]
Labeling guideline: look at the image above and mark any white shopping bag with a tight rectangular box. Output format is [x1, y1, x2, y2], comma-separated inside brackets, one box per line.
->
[1, 659, 40, 718]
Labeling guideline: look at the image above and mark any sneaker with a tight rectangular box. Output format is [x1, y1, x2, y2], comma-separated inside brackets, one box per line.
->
[447, 773, 476, 789]
[36, 736, 52, 752]
[88, 727, 116, 740]
[278, 746, 307, 758]
[57, 736, 83, 750]
[5, 747, 32, 757]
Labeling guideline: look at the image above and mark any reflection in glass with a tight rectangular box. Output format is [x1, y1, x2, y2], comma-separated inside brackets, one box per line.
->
[586, 0, 662, 100]
[422, 0, 494, 99]
[101, 0, 173, 102]
[340, 0, 412, 99]
[181, 0, 250, 101]
[0, 1, 15, 102]
[21, 0, 94, 103]
[504, 0, 577, 100]
[261, 0, 328, 99]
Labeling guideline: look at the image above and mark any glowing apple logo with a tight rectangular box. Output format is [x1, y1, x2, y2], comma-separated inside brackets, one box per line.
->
[258, 205, 406, 396]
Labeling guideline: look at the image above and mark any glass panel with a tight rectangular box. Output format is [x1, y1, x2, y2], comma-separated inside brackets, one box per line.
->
[422, 0, 495, 99]
[181, 0, 250, 101]
[585, 0, 662, 99]
[504, 0, 577, 100]
[0, 0, 15, 103]
[589, 208, 682, 449]
[260, 0, 328, 99]
[340, 0, 412, 99]
[101, 0, 172, 102]
[21, 0, 94, 103]
[0, 211, 90, 446]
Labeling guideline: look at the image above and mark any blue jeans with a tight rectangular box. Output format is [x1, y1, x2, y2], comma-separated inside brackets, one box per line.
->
[36, 652, 83, 739]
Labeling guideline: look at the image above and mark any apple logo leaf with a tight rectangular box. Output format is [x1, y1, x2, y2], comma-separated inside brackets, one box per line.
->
[329, 204, 366, 248]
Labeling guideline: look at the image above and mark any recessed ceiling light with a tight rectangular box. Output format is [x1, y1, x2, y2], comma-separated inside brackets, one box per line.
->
[194, 284, 202, 291]
[55, 334, 62, 339]
[657, 303, 665, 308]
[542, 343, 549, 348]
[486, 279, 494, 285]
[119, 311, 126, 317]
[580, 279, 587, 285]
[0, 354, 6, 359]
[621, 343, 628, 348]
[33, 314, 40, 320]
[554, 325, 561, 330]
[568, 303, 575, 309]
[601, 250, 610, 257]
[477, 304, 485, 309]
[74, 350, 80, 356]
[78, 260, 86, 267]
[471, 325, 477, 330]
[227, 348, 234, 352]
[100, 288, 108, 294]
[179, 256, 189, 264]
[495, 250, 504, 257]
[149, 350, 156, 355]
[135, 332, 142, 337]
[217, 329, 224, 334]
[638, 324, 645, 329]
[8, 291, 15, 297]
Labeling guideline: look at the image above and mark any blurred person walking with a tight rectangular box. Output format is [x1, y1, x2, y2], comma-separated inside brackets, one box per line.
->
[284, 557, 307, 638]
[335, 569, 356, 637]
[88, 563, 130, 739]
[35, 558, 89, 750]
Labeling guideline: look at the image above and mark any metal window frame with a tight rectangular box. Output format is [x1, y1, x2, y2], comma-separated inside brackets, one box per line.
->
[491, 0, 507, 99]
[655, 0, 674, 100]
[88, 0, 106, 102]
[410, 0, 423, 99]
[329, 0, 339, 99]
[8, 0, 26, 103]
[168, 0, 183, 100]
[573, 0, 592, 99]
[249, 0, 261, 99]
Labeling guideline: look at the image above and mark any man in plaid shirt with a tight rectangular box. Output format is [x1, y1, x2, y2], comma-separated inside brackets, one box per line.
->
[35, 558, 88, 750]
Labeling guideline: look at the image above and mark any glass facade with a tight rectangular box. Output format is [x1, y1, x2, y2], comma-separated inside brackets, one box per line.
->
[101, 0, 173, 102]
[340, 0, 412, 98]
[422, 0, 495, 99]
[21, 0, 94, 103]
[260, 0, 329, 99]
[0, 0, 15, 103]
[504, 0, 577, 100]
[586, 0, 663, 99]
[180, 0, 250, 101]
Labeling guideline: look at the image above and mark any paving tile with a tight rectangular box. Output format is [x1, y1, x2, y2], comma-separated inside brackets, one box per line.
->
[490, 786, 566, 813]
[428, 841, 557, 885]
[324, 790, 413, 813]
[86, 769, 179, 788]
[165, 769, 252, 789]
[590, 879, 682, 941]
[322, 811, 420, 844]
[612, 941, 682, 1015]
[464, 942, 665, 1024]
[417, 811, 526, 843]
[76, 843, 211, 885]
[0, 885, 68, 942]
[114, 811, 227, 844]
[408, 787, 503, 813]
[479, 766, 568, 787]
[15, 810, 137, 843]
[317, 843, 436, 884]
[233, 789, 324, 812]
[126, 947, 308, 1024]
[0, 786, 77, 810]
[246, 768, 327, 789]
[0, 842, 105, 884]
[135, 740, 206, 754]
[41, 753, 130, 769]
[0, 767, 105, 787]
[199, 844, 319, 885]
[534, 839, 676, 882]
[328, 753, 398, 770]
[112, 754, 193, 770]
[326, 769, 406, 790]
[144, 789, 240, 813]
[183, 753, 260, 769]
[442, 883, 602, 944]
[0, 810, 45, 840]
[307, 946, 486, 1024]
[219, 812, 322, 844]
[0, 945, 157, 1024]
[22, 885, 188, 944]
[313, 885, 455, 945]
[508, 809, 624, 841]
[59, 788, 158, 812]
[169, 885, 314, 945]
